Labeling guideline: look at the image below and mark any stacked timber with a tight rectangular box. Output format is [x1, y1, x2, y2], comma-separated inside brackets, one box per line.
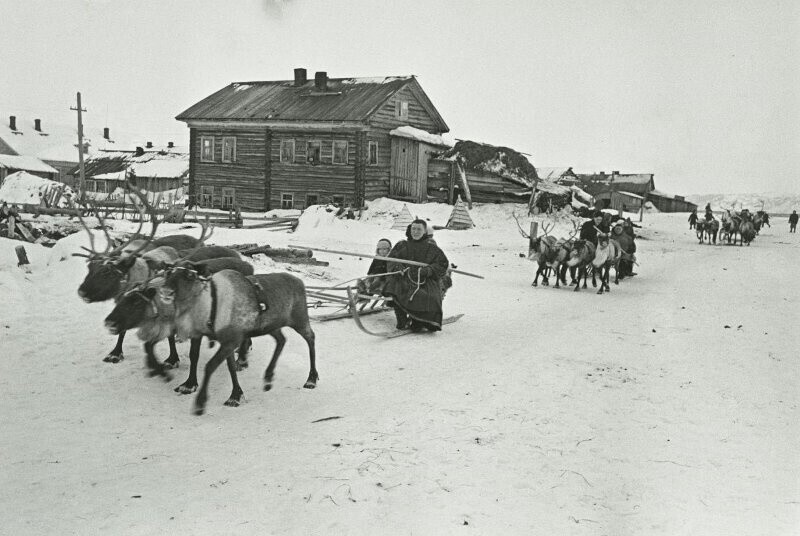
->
[232, 244, 328, 267]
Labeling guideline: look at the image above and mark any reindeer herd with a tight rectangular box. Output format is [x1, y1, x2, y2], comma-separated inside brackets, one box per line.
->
[519, 217, 637, 295]
[695, 209, 765, 246]
[74, 193, 317, 415]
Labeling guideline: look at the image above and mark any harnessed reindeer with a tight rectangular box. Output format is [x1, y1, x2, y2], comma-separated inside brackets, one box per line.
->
[592, 232, 622, 294]
[515, 214, 580, 288]
[720, 209, 743, 245]
[105, 222, 256, 390]
[566, 239, 596, 292]
[74, 195, 186, 365]
[159, 237, 318, 415]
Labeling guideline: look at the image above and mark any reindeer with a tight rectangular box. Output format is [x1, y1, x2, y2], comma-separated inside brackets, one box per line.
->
[515, 214, 580, 288]
[740, 217, 756, 246]
[75, 196, 239, 365]
[105, 256, 256, 391]
[753, 210, 770, 233]
[159, 262, 317, 415]
[720, 209, 742, 245]
[565, 239, 596, 292]
[526, 221, 559, 286]
[592, 233, 621, 294]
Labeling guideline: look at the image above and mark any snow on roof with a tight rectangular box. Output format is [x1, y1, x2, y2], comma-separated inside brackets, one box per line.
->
[441, 140, 538, 188]
[0, 154, 58, 174]
[535, 167, 571, 181]
[616, 190, 644, 199]
[80, 150, 189, 180]
[535, 180, 571, 195]
[130, 156, 189, 178]
[340, 76, 414, 85]
[389, 126, 452, 147]
[0, 115, 184, 162]
[648, 188, 678, 199]
[0, 171, 75, 206]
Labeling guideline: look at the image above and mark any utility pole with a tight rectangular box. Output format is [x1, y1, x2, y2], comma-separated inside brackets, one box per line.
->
[71, 92, 87, 202]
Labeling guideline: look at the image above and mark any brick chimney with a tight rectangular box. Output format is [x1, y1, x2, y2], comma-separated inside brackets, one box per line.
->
[103, 127, 110, 140]
[135, 146, 144, 156]
[314, 71, 328, 91]
[34, 119, 42, 132]
[145, 141, 153, 149]
[294, 68, 307, 86]
[9, 116, 16, 130]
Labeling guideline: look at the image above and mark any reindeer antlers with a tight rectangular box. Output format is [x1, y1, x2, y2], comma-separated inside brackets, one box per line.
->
[171, 215, 214, 265]
[118, 187, 163, 258]
[511, 211, 530, 239]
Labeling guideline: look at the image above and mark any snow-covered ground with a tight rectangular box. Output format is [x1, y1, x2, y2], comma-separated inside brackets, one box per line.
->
[1, 199, 798, 535]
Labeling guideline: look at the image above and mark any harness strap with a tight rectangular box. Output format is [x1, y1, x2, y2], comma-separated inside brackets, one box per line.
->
[207, 278, 217, 335]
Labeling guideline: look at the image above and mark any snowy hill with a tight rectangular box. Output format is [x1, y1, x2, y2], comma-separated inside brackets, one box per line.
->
[687, 192, 800, 215]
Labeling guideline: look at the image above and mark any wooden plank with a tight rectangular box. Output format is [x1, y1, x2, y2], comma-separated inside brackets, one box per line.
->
[16, 222, 36, 242]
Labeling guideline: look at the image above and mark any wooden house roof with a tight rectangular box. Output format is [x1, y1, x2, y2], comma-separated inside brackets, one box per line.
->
[535, 167, 576, 181]
[176, 75, 449, 132]
[72, 150, 189, 180]
[576, 172, 655, 196]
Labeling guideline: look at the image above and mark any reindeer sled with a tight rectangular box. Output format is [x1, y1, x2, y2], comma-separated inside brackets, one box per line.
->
[298, 246, 476, 338]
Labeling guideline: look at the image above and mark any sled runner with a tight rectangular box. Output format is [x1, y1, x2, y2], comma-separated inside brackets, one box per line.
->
[346, 286, 463, 338]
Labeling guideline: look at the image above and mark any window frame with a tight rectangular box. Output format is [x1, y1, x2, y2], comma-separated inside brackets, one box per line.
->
[332, 140, 348, 165]
[395, 100, 409, 120]
[281, 193, 294, 209]
[368, 141, 378, 165]
[200, 137, 215, 162]
[306, 140, 322, 165]
[86, 180, 96, 192]
[305, 193, 319, 207]
[221, 187, 235, 209]
[280, 139, 295, 163]
[332, 194, 345, 206]
[200, 185, 214, 208]
[221, 137, 237, 163]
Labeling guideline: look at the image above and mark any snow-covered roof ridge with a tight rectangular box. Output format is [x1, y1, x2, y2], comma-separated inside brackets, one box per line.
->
[0, 154, 58, 174]
[389, 126, 452, 147]
[536, 167, 574, 181]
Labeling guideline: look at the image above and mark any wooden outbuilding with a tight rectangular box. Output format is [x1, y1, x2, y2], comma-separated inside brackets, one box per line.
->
[175, 69, 449, 211]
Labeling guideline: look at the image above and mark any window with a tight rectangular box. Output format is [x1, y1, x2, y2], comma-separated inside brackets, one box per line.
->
[281, 193, 294, 209]
[306, 141, 322, 165]
[222, 137, 236, 162]
[305, 194, 319, 207]
[333, 140, 348, 164]
[368, 141, 378, 165]
[280, 139, 295, 163]
[200, 137, 214, 162]
[221, 187, 235, 209]
[95, 181, 107, 194]
[395, 100, 408, 120]
[200, 186, 214, 207]
[332, 195, 345, 206]
[86, 180, 96, 192]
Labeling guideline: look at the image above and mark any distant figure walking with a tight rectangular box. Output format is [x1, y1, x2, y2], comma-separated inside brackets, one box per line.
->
[688, 209, 698, 229]
[789, 210, 798, 233]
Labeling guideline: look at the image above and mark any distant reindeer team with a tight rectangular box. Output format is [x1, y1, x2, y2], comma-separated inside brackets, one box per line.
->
[518, 213, 637, 295]
[695, 208, 762, 246]
[74, 190, 317, 415]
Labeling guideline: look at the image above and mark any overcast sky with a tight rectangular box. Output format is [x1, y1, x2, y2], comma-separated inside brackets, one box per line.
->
[1, 0, 798, 194]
